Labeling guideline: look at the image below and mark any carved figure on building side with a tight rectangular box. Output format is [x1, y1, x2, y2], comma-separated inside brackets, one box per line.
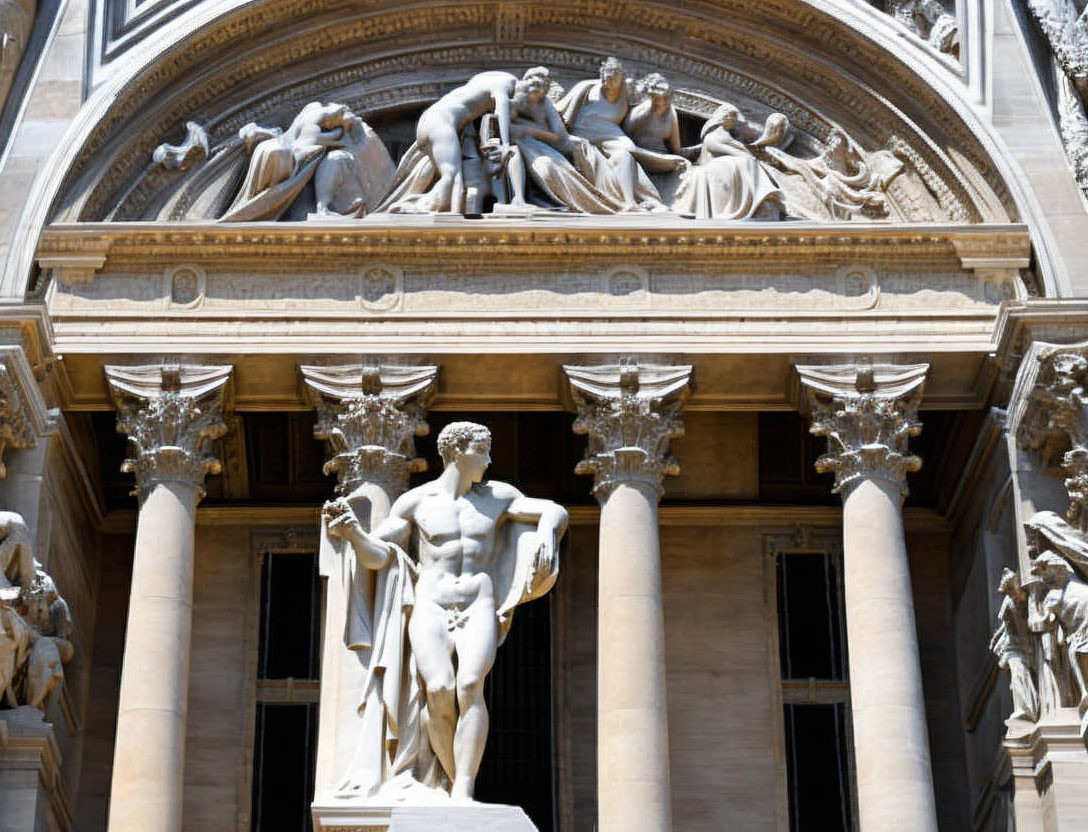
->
[881, 0, 959, 55]
[0, 0, 35, 117]
[319, 422, 567, 803]
[991, 567, 1040, 724]
[0, 512, 73, 713]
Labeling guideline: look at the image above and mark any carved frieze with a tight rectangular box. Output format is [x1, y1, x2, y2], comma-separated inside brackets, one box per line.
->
[797, 362, 929, 496]
[300, 362, 437, 494]
[564, 360, 691, 499]
[105, 363, 232, 501]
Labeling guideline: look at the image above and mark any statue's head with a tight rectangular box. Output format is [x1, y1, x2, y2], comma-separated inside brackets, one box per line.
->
[701, 103, 741, 140]
[599, 57, 625, 96]
[437, 422, 492, 483]
[641, 73, 671, 112]
[515, 67, 550, 106]
[998, 567, 1023, 599]
[1031, 550, 1074, 587]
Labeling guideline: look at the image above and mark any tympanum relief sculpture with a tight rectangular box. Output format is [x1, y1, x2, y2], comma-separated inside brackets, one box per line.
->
[157, 58, 918, 222]
[318, 421, 567, 804]
[0, 512, 73, 714]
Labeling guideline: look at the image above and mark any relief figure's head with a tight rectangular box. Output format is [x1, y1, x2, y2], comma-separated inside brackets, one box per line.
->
[641, 72, 671, 113]
[599, 57, 625, 99]
[437, 421, 493, 484]
[515, 67, 551, 107]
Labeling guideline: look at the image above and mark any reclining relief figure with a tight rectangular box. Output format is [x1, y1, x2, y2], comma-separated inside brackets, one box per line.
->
[319, 422, 567, 803]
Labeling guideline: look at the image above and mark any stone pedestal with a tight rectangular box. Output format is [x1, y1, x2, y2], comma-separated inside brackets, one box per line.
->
[1005, 711, 1088, 832]
[104, 364, 232, 832]
[797, 362, 938, 832]
[564, 361, 692, 832]
[312, 803, 537, 832]
[0, 708, 68, 832]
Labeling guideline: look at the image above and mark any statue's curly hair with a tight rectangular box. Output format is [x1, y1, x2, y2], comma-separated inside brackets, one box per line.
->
[437, 421, 492, 465]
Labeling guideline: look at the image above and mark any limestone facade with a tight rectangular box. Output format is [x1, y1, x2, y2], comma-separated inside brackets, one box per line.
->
[0, 1, 1088, 831]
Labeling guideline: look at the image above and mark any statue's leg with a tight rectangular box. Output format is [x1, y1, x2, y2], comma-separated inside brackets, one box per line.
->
[407, 597, 458, 785]
[423, 124, 463, 212]
[450, 601, 498, 800]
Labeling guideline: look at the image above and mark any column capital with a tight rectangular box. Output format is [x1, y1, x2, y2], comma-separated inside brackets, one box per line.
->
[299, 362, 437, 495]
[1014, 343, 1088, 530]
[105, 363, 232, 502]
[0, 345, 56, 478]
[564, 361, 692, 501]
[797, 361, 928, 497]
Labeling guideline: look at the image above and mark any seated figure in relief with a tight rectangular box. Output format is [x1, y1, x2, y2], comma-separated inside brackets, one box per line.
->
[556, 58, 687, 211]
[502, 67, 624, 213]
[321, 422, 568, 803]
[649, 93, 786, 220]
[379, 71, 520, 213]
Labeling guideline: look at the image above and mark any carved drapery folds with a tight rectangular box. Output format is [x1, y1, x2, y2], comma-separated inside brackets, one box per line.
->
[300, 362, 437, 493]
[1016, 347, 1088, 529]
[0, 511, 73, 713]
[564, 361, 691, 499]
[797, 362, 929, 496]
[1022, 0, 1088, 196]
[105, 364, 232, 502]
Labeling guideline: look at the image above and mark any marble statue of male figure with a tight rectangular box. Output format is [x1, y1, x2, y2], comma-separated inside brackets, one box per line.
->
[326, 422, 567, 802]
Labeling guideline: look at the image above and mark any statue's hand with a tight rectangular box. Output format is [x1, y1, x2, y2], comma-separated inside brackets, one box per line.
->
[323, 499, 363, 541]
[532, 533, 558, 577]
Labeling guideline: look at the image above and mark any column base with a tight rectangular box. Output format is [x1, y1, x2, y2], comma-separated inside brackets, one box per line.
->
[311, 802, 537, 832]
[0, 707, 70, 832]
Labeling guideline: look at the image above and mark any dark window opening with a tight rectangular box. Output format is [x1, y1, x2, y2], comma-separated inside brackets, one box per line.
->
[251, 702, 318, 832]
[783, 703, 853, 832]
[474, 595, 556, 832]
[258, 552, 321, 680]
[777, 552, 845, 681]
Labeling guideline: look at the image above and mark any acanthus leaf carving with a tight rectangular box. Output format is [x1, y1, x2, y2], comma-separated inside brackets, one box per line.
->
[564, 359, 691, 499]
[105, 363, 233, 502]
[797, 361, 929, 496]
[300, 362, 437, 494]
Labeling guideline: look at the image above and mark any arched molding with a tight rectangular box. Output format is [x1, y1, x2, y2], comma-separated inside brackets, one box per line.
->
[1, 0, 1066, 300]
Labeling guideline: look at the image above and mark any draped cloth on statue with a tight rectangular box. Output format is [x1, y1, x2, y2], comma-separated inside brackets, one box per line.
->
[319, 508, 559, 801]
[671, 140, 783, 220]
[515, 135, 623, 214]
[221, 141, 324, 222]
[375, 143, 439, 213]
[555, 80, 665, 206]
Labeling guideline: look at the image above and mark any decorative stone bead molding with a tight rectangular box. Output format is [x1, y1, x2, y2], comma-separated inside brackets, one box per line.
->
[0, 345, 54, 478]
[299, 362, 437, 494]
[564, 361, 692, 500]
[797, 362, 929, 497]
[105, 363, 232, 502]
[1013, 342, 1088, 529]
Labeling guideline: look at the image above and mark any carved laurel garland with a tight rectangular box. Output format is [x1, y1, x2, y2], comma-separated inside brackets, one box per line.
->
[56, 0, 1007, 225]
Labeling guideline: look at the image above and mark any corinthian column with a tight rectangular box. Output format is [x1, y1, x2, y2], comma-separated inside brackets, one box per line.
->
[564, 360, 691, 832]
[104, 363, 232, 832]
[796, 362, 937, 832]
[299, 362, 437, 797]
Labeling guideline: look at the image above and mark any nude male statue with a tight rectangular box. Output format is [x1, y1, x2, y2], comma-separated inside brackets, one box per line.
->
[326, 421, 568, 801]
[414, 71, 519, 212]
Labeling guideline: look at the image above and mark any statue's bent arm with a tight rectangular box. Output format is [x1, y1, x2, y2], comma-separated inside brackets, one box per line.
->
[506, 494, 570, 543]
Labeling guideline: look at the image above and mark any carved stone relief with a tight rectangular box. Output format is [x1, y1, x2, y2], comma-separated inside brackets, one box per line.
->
[152, 58, 938, 224]
[876, 0, 959, 56]
[0, 0, 35, 116]
[0, 511, 74, 714]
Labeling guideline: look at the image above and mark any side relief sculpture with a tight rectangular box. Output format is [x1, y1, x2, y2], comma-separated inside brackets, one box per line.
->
[318, 422, 567, 803]
[0, 0, 35, 117]
[0, 511, 73, 713]
[159, 57, 913, 222]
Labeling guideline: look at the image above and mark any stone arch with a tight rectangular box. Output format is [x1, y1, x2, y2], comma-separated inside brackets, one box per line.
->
[3, 0, 1061, 296]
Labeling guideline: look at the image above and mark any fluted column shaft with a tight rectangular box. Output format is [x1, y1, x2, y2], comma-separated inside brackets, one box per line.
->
[300, 362, 437, 796]
[105, 364, 231, 832]
[798, 362, 937, 832]
[565, 361, 691, 832]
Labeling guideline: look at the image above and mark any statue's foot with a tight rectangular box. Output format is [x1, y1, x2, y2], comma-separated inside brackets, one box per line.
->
[449, 776, 477, 804]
